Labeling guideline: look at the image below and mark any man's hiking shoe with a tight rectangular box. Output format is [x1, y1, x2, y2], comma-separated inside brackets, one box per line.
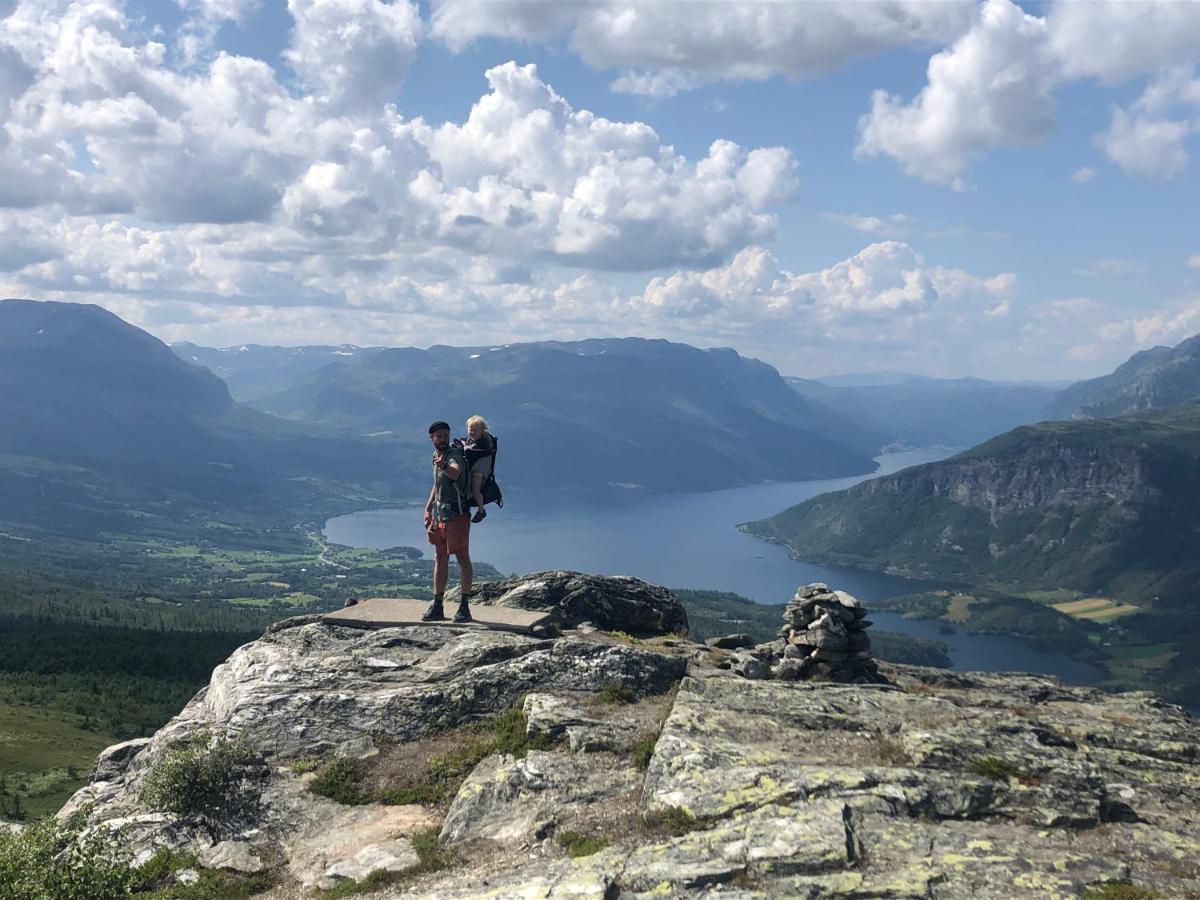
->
[343, 597, 358, 607]
[421, 601, 446, 622]
[471, 508, 487, 523]
[453, 601, 473, 623]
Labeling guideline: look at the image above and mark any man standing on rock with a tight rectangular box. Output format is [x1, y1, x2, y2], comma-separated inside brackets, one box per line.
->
[423, 421, 474, 623]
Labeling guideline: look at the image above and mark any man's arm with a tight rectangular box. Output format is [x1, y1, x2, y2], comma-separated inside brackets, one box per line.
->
[441, 447, 465, 480]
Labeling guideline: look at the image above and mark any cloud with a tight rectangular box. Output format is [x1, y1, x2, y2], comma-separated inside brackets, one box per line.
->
[429, 0, 973, 88]
[857, 1, 1200, 186]
[1069, 166, 1097, 183]
[284, 0, 421, 112]
[856, 0, 1058, 189]
[821, 212, 909, 235]
[635, 240, 1012, 327]
[1047, 0, 1200, 83]
[0, 1, 797, 271]
[1096, 68, 1200, 180]
[1076, 257, 1144, 278]
[1187, 254, 1200, 269]
[404, 64, 798, 270]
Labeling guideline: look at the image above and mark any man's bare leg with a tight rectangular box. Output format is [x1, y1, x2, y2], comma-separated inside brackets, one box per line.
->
[456, 551, 473, 597]
[434, 547, 450, 595]
[453, 550, 474, 622]
[423, 546, 450, 620]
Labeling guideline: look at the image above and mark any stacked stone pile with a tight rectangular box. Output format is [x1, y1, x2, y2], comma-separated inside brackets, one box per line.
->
[725, 583, 884, 684]
[778, 583, 881, 682]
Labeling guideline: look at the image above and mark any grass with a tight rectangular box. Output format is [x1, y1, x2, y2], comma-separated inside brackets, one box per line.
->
[1082, 883, 1161, 900]
[317, 706, 559, 809]
[874, 734, 910, 766]
[631, 733, 658, 771]
[642, 806, 701, 837]
[968, 756, 1024, 781]
[0, 703, 115, 820]
[592, 682, 636, 706]
[309, 756, 369, 806]
[1052, 597, 1140, 623]
[556, 830, 610, 858]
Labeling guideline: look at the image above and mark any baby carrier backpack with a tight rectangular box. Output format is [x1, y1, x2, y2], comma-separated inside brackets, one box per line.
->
[458, 435, 504, 509]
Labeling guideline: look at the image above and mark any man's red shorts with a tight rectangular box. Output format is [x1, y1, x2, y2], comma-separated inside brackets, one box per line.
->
[427, 514, 470, 555]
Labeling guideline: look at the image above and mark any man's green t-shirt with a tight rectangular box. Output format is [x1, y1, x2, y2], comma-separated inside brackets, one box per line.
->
[431, 445, 469, 522]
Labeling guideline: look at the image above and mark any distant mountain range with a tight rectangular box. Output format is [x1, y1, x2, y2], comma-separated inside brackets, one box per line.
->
[173, 343, 383, 402]
[0, 300, 417, 536]
[1049, 333, 1200, 420]
[245, 338, 885, 488]
[786, 375, 1058, 449]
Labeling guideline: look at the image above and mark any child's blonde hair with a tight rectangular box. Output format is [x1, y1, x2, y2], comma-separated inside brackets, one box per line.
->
[466, 415, 489, 433]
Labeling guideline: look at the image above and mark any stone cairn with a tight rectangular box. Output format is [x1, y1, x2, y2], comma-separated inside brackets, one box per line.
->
[720, 583, 885, 684]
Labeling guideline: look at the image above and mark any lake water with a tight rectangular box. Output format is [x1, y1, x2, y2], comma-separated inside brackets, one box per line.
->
[325, 448, 1104, 685]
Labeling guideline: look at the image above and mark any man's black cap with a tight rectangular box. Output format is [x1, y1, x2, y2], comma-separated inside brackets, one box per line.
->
[428, 420, 451, 434]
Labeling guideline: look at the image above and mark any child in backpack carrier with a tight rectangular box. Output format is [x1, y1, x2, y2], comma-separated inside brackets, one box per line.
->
[464, 415, 495, 523]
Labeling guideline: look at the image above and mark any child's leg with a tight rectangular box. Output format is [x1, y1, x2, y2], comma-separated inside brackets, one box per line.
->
[471, 472, 487, 522]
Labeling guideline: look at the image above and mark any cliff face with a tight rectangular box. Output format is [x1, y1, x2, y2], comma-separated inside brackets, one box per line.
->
[1051, 333, 1200, 420]
[747, 404, 1200, 595]
[857, 441, 1158, 525]
[47, 573, 1200, 899]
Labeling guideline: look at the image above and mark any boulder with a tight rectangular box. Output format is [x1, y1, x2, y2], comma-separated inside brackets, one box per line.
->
[438, 751, 642, 846]
[704, 633, 754, 650]
[90, 738, 151, 783]
[453, 571, 689, 636]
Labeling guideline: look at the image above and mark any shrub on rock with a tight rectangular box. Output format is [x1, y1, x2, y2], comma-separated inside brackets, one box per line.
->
[140, 731, 259, 819]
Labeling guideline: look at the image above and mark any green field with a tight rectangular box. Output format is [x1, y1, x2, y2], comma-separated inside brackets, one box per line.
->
[0, 704, 114, 820]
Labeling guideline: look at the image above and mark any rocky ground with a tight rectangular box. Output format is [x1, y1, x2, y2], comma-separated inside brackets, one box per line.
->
[56, 572, 1200, 898]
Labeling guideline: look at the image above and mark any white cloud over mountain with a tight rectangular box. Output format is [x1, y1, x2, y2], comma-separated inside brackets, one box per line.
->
[0, 0, 1195, 379]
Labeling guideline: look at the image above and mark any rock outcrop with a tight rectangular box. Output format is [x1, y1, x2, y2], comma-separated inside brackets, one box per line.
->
[57, 573, 1200, 898]
[450, 569, 689, 636]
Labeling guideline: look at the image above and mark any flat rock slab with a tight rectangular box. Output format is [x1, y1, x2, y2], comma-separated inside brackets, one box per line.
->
[323, 598, 550, 633]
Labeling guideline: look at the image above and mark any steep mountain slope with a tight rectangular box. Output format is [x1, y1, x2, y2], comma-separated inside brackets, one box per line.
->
[745, 403, 1200, 703]
[0, 300, 418, 534]
[786, 375, 1058, 449]
[173, 342, 382, 402]
[1050, 332, 1200, 419]
[747, 401, 1200, 594]
[253, 338, 884, 489]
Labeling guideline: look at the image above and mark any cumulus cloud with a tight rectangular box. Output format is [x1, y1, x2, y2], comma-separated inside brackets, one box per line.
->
[858, 0, 1200, 186]
[635, 240, 1012, 328]
[856, 0, 1057, 189]
[402, 63, 797, 270]
[1069, 166, 1097, 183]
[1047, 0, 1200, 83]
[430, 0, 973, 88]
[1096, 68, 1200, 180]
[0, 1, 796, 272]
[1187, 254, 1200, 270]
[284, 0, 421, 112]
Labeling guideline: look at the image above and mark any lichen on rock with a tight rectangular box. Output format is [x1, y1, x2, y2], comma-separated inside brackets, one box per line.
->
[53, 575, 1200, 897]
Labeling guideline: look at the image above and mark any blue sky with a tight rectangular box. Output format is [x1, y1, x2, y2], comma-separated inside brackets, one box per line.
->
[2, 0, 1199, 379]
